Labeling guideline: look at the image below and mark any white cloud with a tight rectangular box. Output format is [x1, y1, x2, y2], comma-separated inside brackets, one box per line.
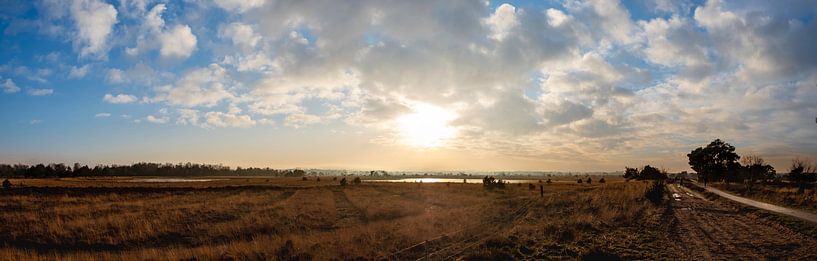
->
[159, 24, 197, 59]
[29, 119, 43, 125]
[2, 79, 20, 93]
[545, 8, 569, 27]
[284, 113, 321, 128]
[103, 93, 137, 104]
[219, 22, 261, 50]
[49, 0, 815, 169]
[95, 112, 111, 118]
[145, 115, 169, 124]
[69, 64, 90, 79]
[144, 3, 166, 32]
[203, 111, 256, 128]
[28, 88, 54, 96]
[106, 68, 127, 84]
[70, 0, 118, 57]
[153, 64, 233, 107]
[213, 0, 266, 13]
[484, 3, 519, 41]
[176, 109, 200, 125]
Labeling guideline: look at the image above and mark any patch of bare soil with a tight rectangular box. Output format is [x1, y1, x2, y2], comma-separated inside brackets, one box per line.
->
[665, 184, 817, 260]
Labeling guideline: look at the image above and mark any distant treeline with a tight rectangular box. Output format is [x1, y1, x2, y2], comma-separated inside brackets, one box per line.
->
[0, 162, 309, 178]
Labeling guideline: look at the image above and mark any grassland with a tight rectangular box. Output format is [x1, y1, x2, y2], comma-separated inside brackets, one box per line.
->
[0, 177, 815, 260]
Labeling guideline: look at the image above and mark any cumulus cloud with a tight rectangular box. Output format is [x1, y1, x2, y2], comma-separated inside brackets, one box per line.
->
[2, 79, 20, 93]
[159, 24, 197, 59]
[105, 68, 127, 84]
[70, 0, 118, 58]
[35, 0, 813, 168]
[203, 111, 256, 128]
[284, 113, 321, 128]
[219, 22, 261, 50]
[145, 114, 169, 124]
[153, 64, 233, 107]
[103, 93, 137, 104]
[213, 0, 266, 13]
[484, 3, 519, 41]
[176, 108, 200, 125]
[68, 64, 90, 78]
[28, 88, 54, 96]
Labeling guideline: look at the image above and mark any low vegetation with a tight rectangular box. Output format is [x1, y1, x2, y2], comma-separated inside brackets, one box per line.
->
[0, 177, 660, 260]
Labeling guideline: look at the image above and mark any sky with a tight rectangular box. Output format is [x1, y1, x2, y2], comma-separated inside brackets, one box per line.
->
[0, 0, 816, 172]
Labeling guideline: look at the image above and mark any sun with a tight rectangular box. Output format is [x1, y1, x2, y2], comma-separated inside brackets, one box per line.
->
[396, 103, 458, 148]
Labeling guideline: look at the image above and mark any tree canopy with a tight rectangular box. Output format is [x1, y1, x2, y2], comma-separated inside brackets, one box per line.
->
[687, 139, 741, 182]
[0, 162, 309, 178]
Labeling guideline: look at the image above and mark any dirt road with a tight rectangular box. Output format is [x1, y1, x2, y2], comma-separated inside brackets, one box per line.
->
[698, 183, 817, 224]
[665, 184, 817, 259]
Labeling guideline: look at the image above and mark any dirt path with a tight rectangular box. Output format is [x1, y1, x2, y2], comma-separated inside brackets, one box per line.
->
[330, 188, 367, 228]
[665, 184, 817, 259]
[695, 183, 817, 224]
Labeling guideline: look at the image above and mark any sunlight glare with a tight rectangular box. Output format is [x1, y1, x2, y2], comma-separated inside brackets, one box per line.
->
[396, 104, 458, 148]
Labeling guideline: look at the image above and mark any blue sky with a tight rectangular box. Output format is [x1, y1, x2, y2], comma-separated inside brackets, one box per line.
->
[1, 0, 816, 171]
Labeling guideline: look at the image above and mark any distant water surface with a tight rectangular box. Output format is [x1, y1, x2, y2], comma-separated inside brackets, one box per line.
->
[364, 178, 546, 184]
[128, 178, 219, 183]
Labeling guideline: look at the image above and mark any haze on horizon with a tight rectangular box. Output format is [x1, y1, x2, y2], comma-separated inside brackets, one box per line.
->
[1, 0, 816, 172]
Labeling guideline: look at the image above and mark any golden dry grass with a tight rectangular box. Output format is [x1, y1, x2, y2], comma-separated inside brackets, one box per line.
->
[0, 177, 656, 260]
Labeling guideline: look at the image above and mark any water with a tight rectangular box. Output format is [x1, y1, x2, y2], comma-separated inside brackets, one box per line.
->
[128, 178, 218, 183]
[364, 178, 543, 184]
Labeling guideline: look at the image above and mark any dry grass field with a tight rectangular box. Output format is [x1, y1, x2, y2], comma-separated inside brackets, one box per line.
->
[1, 177, 816, 260]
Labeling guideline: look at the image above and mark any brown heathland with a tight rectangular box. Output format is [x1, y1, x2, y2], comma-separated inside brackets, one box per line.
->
[0, 177, 815, 260]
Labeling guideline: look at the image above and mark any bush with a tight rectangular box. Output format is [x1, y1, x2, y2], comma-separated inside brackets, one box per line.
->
[528, 183, 536, 190]
[340, 177, 347, 186]
[577, 179, 583, 184]
[302, 176, 308, 181]
[644, 180, 666, 205]
[599, 177, 606, 184]
[586, 177, 592, 184]
[482, 176, 506, 190]
[353, 177, 361, 185]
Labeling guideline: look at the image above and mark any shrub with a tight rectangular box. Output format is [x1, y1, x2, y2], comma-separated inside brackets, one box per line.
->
[577, 179, 583, 184]
[482, 176, 506, 190]
[586, 177, 592, 184]
[302, 177, 308, 181]
[340, 177, 348, 186]
[599, 177, 606, 184]
[528, 183, 536, 190]
[353, 177, 362, 185]
[546, 179, 552, 184]
[644, 180, 666, 205]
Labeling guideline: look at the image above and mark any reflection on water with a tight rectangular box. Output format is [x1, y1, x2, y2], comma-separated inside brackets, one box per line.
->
[364, 178, 541, 184]
[129, 178, 218, 183]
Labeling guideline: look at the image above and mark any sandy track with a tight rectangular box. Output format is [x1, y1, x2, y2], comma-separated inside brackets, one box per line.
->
[665, 184, 817, 260]
[330, 188, 368, 228]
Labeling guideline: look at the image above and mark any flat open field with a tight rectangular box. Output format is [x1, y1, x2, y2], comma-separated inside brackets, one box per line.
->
[0, 177, 815, 260]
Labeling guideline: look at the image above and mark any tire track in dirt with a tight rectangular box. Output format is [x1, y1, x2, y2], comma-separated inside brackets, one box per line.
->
[665, 184, 817, 260]
[330, 188, 367, 228]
